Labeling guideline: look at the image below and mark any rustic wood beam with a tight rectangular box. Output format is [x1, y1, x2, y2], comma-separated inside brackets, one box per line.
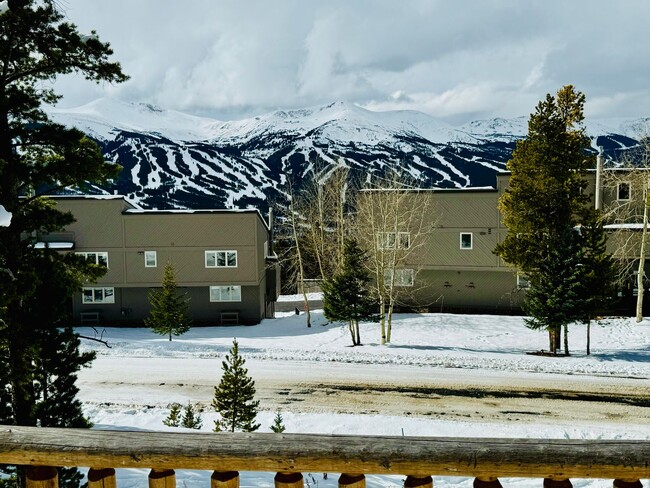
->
[1, 427, 648, 480]
[88, 467, 117, 488]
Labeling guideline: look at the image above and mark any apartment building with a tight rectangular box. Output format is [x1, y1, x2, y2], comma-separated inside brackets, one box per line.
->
[361, 165, 645, 314]
[42, 196, 278, 326]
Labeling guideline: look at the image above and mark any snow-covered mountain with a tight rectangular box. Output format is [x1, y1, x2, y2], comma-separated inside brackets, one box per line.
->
[47, 98, 647, 211]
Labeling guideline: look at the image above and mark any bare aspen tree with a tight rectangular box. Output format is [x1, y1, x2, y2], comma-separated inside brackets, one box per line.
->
[302, 164, 352, 280]
[356, 175, 437, 344]
[602, 136, 650, 322]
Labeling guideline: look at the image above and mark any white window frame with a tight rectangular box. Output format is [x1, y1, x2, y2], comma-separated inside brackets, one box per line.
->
[460, 232, 473, 250]
[516, 273, 530, 290]
[77, 251, 109, 268]
[377, 232, 410, 250]
[144, 251, 157, 268]
[210, 285, 242, 302]
[205, 250, 238, 268]
[82, 287, 115, 304]
[617, 181, 631, 201]
[384, 268, 414, 287]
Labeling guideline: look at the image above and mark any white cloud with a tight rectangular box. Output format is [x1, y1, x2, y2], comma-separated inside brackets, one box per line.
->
[52, 0, 650, 123]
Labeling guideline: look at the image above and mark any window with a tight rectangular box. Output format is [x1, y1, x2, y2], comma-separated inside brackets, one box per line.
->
[384, 268, 414, 287]
[82, 287, 115, 304]
[144, 251, 157, 267]
[205, 250, 237, 268]
[460, 233, 473, 250]
[617, 182, 631, 201]
[516, 274, 530, 290]
[377, 232, 410, 250]
[77, 252, 108, 268]
[210, 285, 242, 302]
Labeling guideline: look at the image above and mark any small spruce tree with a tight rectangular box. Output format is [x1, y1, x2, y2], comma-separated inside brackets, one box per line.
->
[270, 410, 286, 433]
[322, 238, 378, 345]
[212, 339, 260, 432]
[145, 263, 191, 341]
[181, 402, 203, 430]
[163, 403, 182, 427]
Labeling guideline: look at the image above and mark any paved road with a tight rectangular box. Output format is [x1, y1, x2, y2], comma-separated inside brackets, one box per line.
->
[78, 357, 650, 426]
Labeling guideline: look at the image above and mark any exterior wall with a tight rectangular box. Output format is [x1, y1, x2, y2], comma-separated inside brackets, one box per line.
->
[50, 197, 274, 326]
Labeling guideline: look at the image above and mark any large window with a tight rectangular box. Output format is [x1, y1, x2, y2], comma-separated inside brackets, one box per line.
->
[144, 250, 157, 267]
[460, 232, 473, 250]
[82, 287, 115, 304]
[377, 232, 410, 250]
[205, 250, 237, 268]
[210, 285, 242, 302]
[384, 268, 414, 287]
[617, 181, 631, 201]
[77, 252, 108, 268]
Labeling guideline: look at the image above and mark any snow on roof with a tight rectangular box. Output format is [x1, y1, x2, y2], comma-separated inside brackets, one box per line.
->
[359, 186, 496, 193]
[604, 223, 648, 230]
[0, 205, 11, 227]
[34, 242, 74, 249]
[124, 208, 270, 230]
[47, 194, 126, 200]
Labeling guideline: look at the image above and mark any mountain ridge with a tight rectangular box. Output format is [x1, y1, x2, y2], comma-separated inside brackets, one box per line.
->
[46, 98, 647, 211]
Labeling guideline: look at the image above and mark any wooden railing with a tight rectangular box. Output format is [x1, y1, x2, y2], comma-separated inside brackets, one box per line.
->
[0, 426, 648, 487]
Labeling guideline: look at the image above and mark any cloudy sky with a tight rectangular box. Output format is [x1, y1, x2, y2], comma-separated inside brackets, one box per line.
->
[54, 0, 650, 124]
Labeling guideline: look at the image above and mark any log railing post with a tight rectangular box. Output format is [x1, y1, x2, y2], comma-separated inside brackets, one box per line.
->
[275, 472, 304, 488]
[211, 470, 240, 488]
[405, 475, 433, 488]
[25, 466, 58, 488]
[148, 468, 176, 488]
[339, 473, 366, 488]
[87, 468, 117, 488]
[614, 480, 643, 488]
[474, 477, 503, 488]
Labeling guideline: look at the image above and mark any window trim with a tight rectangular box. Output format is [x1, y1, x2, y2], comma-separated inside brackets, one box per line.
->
[76, 251, 109, 268]
[82, 286, 115, 304]
[617, 181, 631, 201]
[377, 232, 411, 250]
[144, 250, 157, 268]
[460, 232, 473, 250]
[384, 268, 414, 287]
[516, 273, 530, 290]
[209, 285, 242, 302]
[205, 250, 238, 268]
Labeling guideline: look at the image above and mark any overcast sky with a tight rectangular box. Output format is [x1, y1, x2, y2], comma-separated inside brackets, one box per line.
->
[53, 0, 650, 124]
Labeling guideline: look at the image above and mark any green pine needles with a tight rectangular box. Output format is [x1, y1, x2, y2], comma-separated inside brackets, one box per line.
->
[145, 263, 191, 341]
[322, 238, 378, 346]
[270, 410, 286, 433]
[213, 339, 260, 432]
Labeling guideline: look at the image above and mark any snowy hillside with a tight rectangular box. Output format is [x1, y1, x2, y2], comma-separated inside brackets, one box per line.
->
[48, 99, 648, 210]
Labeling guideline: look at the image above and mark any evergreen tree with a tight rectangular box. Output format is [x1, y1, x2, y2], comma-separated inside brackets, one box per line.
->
[494, 85, 607, 353]
[145, 263, 191, 341]
[270, 410, 286, 433]
[524, 228, 584, 355]
[322, 238, 378, 346]
[0, 2, 126, 485]
[163, 403, 182, 427]
[212, 339, 260, 433]
[181, 402, 203, 430]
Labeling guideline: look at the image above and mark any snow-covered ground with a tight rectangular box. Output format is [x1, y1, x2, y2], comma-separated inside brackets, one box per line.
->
[76, 310, 650, 488]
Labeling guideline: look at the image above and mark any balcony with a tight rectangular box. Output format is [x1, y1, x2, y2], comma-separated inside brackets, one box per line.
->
[1, 426, 648, 487]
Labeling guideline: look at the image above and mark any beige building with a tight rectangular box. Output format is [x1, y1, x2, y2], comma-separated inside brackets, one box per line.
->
[361, 166, 644, 314]
[42, 196, 279, 326]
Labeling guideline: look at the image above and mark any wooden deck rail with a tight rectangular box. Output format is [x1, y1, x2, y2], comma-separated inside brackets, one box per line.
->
[0, 426, 648, 487]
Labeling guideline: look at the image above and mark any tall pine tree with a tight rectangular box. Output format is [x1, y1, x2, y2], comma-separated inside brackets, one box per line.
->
[322, 238, 378, 346]
[212, 339, 260, 432]
[0, 2, 126, 486]
[494, 85, 611, 353]
[145, 263, 191, 341]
